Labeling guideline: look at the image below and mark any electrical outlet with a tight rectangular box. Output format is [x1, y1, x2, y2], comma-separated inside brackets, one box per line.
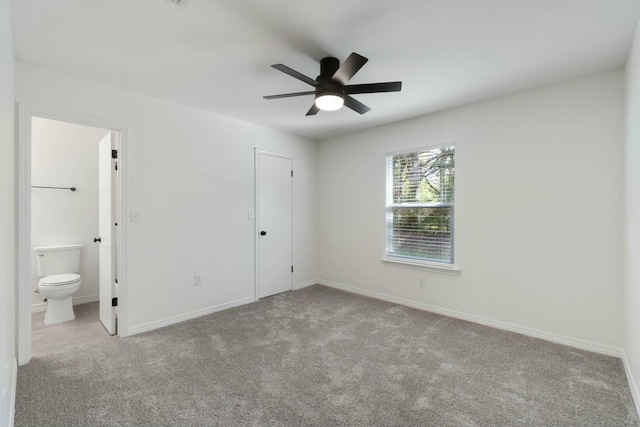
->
[248, 210, 254, 220]
[194, 274, 203, 286]
[130, 210, 140, 223]
[419, 278, 426, 288]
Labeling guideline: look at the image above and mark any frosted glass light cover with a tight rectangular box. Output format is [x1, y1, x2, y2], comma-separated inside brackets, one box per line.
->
[315, 94, 344, 111]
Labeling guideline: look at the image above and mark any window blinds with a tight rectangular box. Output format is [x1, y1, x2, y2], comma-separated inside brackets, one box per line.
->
[386, 147, 455, 263]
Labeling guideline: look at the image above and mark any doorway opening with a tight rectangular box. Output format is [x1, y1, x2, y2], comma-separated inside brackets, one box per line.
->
[17, 105, 127, 365]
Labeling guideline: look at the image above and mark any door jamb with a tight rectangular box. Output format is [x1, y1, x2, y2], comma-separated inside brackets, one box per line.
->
[254, 149, 294, 300]
[17, 103, 130, 365]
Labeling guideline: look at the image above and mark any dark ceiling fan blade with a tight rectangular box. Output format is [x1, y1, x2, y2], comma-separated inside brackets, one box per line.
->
[263, 91, 316, 100]
[306, 104, 320, 116]
[344, 81, 402, 95]
[332, 53, 368, 85]
[344, 95, 371, 114]
[271, 64, 317, 87]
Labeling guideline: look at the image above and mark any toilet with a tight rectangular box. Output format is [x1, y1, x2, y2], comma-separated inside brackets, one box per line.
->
[34, 244, 82, 325]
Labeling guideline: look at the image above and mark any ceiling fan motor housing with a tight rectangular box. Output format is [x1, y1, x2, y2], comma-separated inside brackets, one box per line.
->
[316, 81, 344, 98]
[319, 57, 340, 82]
[316, 57, 344, 102]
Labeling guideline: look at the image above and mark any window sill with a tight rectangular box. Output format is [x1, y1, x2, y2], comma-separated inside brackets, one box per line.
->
[381, 258, 461, 275]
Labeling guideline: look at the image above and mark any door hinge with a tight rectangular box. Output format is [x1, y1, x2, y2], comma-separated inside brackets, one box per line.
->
[291, 266, 294, 273]
[291, 170, 293, 177]
[112, 149, 118, 159]
[111, 297, 118, 307]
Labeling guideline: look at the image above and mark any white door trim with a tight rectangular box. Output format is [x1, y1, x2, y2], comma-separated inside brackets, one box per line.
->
[17, 103, 130, 365]
[254, 149, 294, 300]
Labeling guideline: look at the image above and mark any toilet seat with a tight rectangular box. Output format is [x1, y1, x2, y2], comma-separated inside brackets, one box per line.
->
[39, 273, 81, 286]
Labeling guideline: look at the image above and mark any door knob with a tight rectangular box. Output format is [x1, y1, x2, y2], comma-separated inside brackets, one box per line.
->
[260, 231, 267, 236]
[94, 237, 101, 243]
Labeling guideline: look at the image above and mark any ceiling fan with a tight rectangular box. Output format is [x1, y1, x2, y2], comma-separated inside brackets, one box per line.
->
[263, 52, 402, 116]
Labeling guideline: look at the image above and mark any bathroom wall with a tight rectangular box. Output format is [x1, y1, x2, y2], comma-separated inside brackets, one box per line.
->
[31, 117, 110, 309]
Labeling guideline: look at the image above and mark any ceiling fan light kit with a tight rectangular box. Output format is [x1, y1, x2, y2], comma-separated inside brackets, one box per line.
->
[264, 52, 402, 116]
[315, 84, 344, 111]
[315, 94, 344, 111]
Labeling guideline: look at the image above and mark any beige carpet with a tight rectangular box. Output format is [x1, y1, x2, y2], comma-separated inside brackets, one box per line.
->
[15, 285, 639, 426]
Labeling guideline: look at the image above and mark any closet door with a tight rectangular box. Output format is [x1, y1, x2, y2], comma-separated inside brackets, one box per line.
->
[256, 150, 293, 298]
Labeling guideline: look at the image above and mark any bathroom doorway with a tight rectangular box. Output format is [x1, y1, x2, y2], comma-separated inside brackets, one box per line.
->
[17, 105, 128, 364]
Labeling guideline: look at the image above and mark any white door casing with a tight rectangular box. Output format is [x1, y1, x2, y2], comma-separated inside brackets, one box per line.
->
[99, 132, 117, 334]
[256, 150, 293, 298]
[18, 104, 129, 365]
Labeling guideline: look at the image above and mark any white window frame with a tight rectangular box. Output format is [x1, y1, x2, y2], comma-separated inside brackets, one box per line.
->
[382, 145, 460, 274]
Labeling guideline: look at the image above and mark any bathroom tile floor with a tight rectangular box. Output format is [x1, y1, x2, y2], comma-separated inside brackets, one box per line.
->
[31, 302, 112, 358]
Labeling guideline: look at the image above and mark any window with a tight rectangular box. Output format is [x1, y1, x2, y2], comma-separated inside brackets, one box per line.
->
[386, 146, 455, 265]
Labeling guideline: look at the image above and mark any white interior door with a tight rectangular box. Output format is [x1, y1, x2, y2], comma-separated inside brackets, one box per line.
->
[98, 133, 117, 334]
[257, 151, 293, 298]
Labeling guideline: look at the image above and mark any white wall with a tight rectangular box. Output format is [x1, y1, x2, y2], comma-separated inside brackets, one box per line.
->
[16, 62, 318, 334]
[624, 17, 640, 411]
[318, 70, 624, 353]
[0, 0, 15, 424]
[30, 117, 109, 308]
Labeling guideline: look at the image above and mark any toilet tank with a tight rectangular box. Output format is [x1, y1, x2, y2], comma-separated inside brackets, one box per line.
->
[34, 244, 82, 276]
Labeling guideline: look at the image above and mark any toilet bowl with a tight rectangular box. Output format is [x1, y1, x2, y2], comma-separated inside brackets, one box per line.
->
[34, 244, 83, 325]
[38, 274, 82, 324]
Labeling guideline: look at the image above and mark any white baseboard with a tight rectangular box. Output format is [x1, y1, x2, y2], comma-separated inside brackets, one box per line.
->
[127, 284, 320, 337]
[31, 302, 44, 313]
[2, 357, 17, 427]
[31, 293, 99, 313]
[623, 350, 640, 419]
[317, 279, 623, 358]
[127, 296, 256, 336]
[9, 358, 16, 427]
[294, 279, 318, 290]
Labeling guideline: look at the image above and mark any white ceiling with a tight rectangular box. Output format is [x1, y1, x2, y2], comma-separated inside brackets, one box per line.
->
[10, 0, 640, 140]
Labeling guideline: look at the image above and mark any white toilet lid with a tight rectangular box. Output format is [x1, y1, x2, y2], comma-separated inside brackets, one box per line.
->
[40, 274, 80, 286]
